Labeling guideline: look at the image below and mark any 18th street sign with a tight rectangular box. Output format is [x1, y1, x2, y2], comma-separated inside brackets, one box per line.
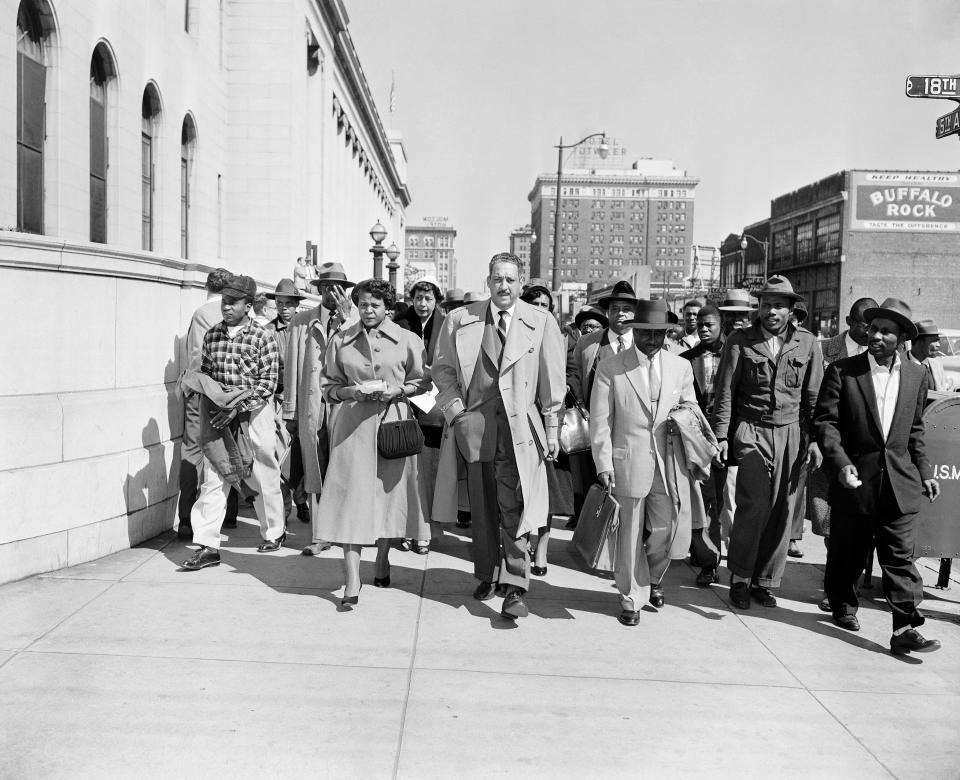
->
[906, 75, 960, 99]
[936, 106, 960, 139]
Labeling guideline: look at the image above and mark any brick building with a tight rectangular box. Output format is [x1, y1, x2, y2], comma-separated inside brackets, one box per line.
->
[1, 0, 410, 583]
[528, 139, 698, 299]
[508, 224, 533, 275]
[719, 169, 958, 336]
[405, 217, 457, 290]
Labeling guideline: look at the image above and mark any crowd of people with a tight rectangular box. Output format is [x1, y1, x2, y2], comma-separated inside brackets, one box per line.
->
[174, 252, 949, 655]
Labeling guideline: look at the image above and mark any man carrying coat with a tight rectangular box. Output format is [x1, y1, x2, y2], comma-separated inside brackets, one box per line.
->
[713, 275, 824, 609]
[432, 252, 565, 621]
[815, 298, 941, 655]
[282, 262, 357, 555]
[591, 299, 699, 625]
[566, 280, 639, 518]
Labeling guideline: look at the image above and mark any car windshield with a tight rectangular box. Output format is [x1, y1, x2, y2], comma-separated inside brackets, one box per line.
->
[939, 336, 960, 356]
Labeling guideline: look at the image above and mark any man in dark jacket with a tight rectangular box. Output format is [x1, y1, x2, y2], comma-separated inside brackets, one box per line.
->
[814, 298, 941, 655]
[681, 304, 725, 585]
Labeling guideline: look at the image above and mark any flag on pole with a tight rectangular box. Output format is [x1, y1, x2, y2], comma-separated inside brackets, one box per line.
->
[389, 71, 396, 114]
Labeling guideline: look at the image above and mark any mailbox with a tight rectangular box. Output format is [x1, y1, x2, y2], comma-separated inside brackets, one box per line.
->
[916, 396, 960, 558]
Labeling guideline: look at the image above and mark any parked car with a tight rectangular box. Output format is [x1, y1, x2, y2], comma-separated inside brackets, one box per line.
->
[936, 328, 960, 388]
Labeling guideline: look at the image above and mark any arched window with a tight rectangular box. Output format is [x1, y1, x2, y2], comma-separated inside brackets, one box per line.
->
[141, 84, 162, 250]
[89, 43, 116, 243]
[180, 115, 197, 258]
[16, 1, 48, 233]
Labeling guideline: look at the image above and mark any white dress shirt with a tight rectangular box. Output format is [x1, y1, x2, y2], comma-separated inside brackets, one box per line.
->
[868, 352, 900, 440]
[844, 332, 866, 358]
[607, 328, 633, 352]
[761, 327, 784, 359]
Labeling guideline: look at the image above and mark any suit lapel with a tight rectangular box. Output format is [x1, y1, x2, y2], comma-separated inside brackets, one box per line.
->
[455, 306, 485, 391]
[652, 351, 676, 427]
[855, 360, 884, 440]
[624, 348, 652, 415]
[888, 360, 919, 439]
[500, 303, 536, 373]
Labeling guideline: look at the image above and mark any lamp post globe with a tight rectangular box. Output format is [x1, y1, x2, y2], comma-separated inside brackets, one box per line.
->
[597, 137, 610, 159]
[369, 221, 387, 245]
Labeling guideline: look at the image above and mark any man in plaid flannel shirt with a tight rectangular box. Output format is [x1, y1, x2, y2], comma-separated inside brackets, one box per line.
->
[182, 275, 287, 570]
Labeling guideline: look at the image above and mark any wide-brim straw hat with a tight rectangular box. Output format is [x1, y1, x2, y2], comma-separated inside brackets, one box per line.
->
[717, 289, 757, 312]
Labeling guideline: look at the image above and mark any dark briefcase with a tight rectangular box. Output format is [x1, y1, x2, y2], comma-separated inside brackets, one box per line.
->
[571, 484, 620, 573]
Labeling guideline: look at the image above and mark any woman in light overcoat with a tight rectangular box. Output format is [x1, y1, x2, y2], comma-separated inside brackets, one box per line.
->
[316, 278, 431, 606]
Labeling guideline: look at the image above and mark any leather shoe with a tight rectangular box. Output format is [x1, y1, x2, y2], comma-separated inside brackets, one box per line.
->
[501, 590, 529, 620]
[473, 581, 496, 601]
[750, 584, 777, 607]
[618, 609, 640, 626]
[456, 510, 471, 528]
[818, 596, 832, 612]
[301, 541, 332, 556]
[834, 613, 860, 631]
[296, 503, 310, 523]
[729, 581, 751, 609]
[531, 565, 547, 577]
[257, 533, 286, 553]
[374, 566, 391, 588]
[696, 567, 719, 587]
[649, 585, 665, 608]
[176, 521, 193, 540]
[890, 629, 941, 655]
[181, 546, 220, 570]
[787, 541, 804, 558]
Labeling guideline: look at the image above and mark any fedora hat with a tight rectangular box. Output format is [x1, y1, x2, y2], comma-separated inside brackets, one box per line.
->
[717, 289, 757, 312]
[755, 275, 804, 303]
[792, 300, 808, 323]
[628, 299, 671, 330]
[913, 318, 941, 339]
[598, 280, 639, 309]
[265, 278, 304, 300]
[574, 305, 608, 329]
[442, 287, 465, 307]
[310, 261, 355, 289]
[864, 298, 918, 340]
[464, 290, 488, 303]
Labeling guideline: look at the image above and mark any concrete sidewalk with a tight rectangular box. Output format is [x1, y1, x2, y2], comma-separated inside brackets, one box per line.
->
[1, 515, 958, 779]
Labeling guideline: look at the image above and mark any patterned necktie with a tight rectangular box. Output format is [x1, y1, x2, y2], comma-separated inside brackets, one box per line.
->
[497, 309, 508, 345]
[616, 335, 625, 353]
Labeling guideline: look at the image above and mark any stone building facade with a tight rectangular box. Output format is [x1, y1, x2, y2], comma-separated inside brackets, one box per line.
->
[0, 0, 409, 583]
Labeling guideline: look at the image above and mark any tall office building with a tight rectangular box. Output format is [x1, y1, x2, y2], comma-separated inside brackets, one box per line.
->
[405, 217, 457, 290]
[528, 138, 698, 299]
[508, 224, 534, 275]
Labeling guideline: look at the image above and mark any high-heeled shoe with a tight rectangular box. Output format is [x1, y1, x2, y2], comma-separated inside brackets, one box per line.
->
[341, 584, 362, 607]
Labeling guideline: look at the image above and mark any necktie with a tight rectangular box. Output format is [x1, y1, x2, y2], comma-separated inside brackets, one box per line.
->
[616, 335, 625, 353]
[925, 360, 937, 391]
[326, 313, 339, 337]
[649, 355, 661, 403]
[497, 310, 508, 365]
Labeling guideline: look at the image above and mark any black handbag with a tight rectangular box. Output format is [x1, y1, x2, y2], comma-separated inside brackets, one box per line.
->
[559, 397, 591, 454]
[376, 395, 425, 459]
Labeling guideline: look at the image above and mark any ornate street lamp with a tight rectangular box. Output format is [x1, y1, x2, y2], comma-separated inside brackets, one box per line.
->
[385, 242, 400, 291]
[369, 221, 388, 279]
[552, 132, 608, 290]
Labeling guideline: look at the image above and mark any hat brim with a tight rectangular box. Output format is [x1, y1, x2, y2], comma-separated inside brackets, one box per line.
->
[265, 292, 305, 300]
[310, 278, 355, 289]
[757, 290, 804, 303]
[717, 304, 755, 312]
[575, 312, 608, 327]
[864, 307, 919, 340]
[597, 294, 639, 309]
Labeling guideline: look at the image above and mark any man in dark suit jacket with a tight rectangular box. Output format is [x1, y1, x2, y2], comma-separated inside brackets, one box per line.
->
[814, 298, 941, 655]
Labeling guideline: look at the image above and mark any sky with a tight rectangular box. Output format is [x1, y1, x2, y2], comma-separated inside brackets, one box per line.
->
[348, 0, 960, 289]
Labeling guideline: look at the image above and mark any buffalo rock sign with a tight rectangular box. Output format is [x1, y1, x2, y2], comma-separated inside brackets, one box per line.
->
[905, 74, 960, 141]
[916, 396, 960, 558]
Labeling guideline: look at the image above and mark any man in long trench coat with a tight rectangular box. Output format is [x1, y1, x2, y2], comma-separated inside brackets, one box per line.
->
[282, 262, 358, 554]
[432, 252, 565, 621]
